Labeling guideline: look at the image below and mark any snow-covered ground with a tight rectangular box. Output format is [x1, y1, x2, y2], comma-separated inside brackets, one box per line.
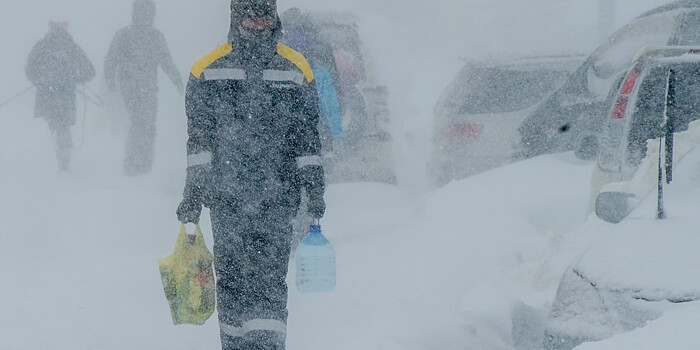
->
[2, 0, 699, 349]
[0, 123, 599, 350]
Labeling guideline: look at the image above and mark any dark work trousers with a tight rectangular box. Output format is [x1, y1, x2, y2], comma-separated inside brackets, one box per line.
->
[122, 87, 157, 175]
[210, 203, 295, 350]
[46, 117, 73, 171]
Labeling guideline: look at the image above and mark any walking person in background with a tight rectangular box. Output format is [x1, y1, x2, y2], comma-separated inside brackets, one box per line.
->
[26, 21, 95, 171]
[281, 7, 343, 152]
[176, 0, 326, 349]
[280, 7, 343, 244]
[104, 0, 183, 176]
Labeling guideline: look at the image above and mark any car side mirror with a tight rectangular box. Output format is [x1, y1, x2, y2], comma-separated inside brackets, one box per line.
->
[595, 191, 636, 224]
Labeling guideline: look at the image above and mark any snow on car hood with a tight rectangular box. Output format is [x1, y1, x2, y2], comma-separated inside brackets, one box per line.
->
[574, 218, 700, 302]
[576, 140, 700, 302]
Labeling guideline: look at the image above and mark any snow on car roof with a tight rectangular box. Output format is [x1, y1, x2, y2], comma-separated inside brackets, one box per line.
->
[638, 0, 700, 19]
[631, 45, 700, 64]
[458, 54, 586, 72]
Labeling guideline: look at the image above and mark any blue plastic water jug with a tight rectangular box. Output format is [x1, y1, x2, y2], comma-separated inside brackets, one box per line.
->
[295, 224, 336, 293]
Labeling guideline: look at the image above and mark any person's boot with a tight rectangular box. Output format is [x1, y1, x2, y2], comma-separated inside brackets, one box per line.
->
[57, 148, 70, 171]
[52, 124, 73, 171]
[124, 161, 150, 176]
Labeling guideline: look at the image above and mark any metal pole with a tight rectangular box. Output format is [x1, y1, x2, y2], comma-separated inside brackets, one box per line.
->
[657, 69, 673, 220]
[665, 69, 676, 184]
[657, 139, 666, 220]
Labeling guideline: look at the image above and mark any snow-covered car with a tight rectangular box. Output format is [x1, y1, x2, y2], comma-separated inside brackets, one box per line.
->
[539, 50, 700, 350]
[519, 1, 700, 160]
[306, 12, 396, 184]
[542, 140, 700, 349]
[590, 46, 700, 223]
[543, 216, 700, 350]
[429, 55, 583, 185]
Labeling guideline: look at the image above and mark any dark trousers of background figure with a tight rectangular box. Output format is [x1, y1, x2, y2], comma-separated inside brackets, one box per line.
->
[46, 117, 73, 171]
[338, 87, 368, 155]
[210, 203, 295, 350]
[123, 89, 157, 176]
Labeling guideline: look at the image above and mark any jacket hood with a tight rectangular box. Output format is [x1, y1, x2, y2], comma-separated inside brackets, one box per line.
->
[44, 28, 74, 46]
[280, 7, 315, 33]
[228, 0, 281, 42]
[133, 0, 156, 26]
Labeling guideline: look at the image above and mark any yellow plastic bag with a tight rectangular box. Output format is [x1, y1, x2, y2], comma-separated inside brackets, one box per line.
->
[158, 224, 215, 325]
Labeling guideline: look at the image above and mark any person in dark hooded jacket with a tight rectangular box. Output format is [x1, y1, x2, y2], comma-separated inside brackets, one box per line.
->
[104, 0, 183, 175]
[26, 21, 95, 171]
[175, 1, 326, 349]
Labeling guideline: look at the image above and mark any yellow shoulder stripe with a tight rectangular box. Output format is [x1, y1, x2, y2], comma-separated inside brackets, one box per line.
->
[276, 43, 314, 83]
[190, 42, 234, 79]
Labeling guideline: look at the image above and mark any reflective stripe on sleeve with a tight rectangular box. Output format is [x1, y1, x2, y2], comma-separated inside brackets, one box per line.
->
[296, 155, 323, 169]
[220, 319, 287, 338]
[203, 68, 247, 81]
[263, 70, 305, 85]
[187, 151, 212, 167]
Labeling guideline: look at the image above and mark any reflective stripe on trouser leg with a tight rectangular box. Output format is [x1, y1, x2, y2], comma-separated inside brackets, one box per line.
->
[296, 155, 323, 169]
[210, 204, 295, 350]
[187, 151, 212, 167]
[221, 319, 287, 338]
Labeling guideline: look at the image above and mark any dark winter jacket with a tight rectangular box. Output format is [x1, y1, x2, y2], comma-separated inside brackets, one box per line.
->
[183, 38, 325, 214]
[25, 29, 95, 123]
[104, 3, 181, 97]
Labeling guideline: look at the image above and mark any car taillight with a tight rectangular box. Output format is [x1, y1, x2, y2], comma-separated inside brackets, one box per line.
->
[443, 123, 484, 139]
[611, 66, 641, 120]
[611, 96, 630, 120]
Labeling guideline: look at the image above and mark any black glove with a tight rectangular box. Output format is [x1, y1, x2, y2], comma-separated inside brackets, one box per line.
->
[299, 164, 326, 219]
[183, 161, 213, 206]
[177, 197, 202, 224]
[308, 195, 326, 219]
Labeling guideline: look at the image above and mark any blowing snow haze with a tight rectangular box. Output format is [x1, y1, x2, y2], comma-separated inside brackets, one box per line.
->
[0, 0, 691, 350]
[0, 0, 673, 136]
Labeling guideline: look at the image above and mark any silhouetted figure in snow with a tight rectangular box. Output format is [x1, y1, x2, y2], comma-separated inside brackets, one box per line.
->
[176, 1, 326, 349]
[26, 21, 95, 171]
[280, 8, 342, 244]
[104, 0, 183, 175]
[281, 7, 343, 153]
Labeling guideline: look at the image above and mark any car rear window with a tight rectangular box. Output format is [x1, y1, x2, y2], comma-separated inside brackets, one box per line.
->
[626, 62, 700, 165]
[626, 67, 668, 164]
[443, 66, 569, 115]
